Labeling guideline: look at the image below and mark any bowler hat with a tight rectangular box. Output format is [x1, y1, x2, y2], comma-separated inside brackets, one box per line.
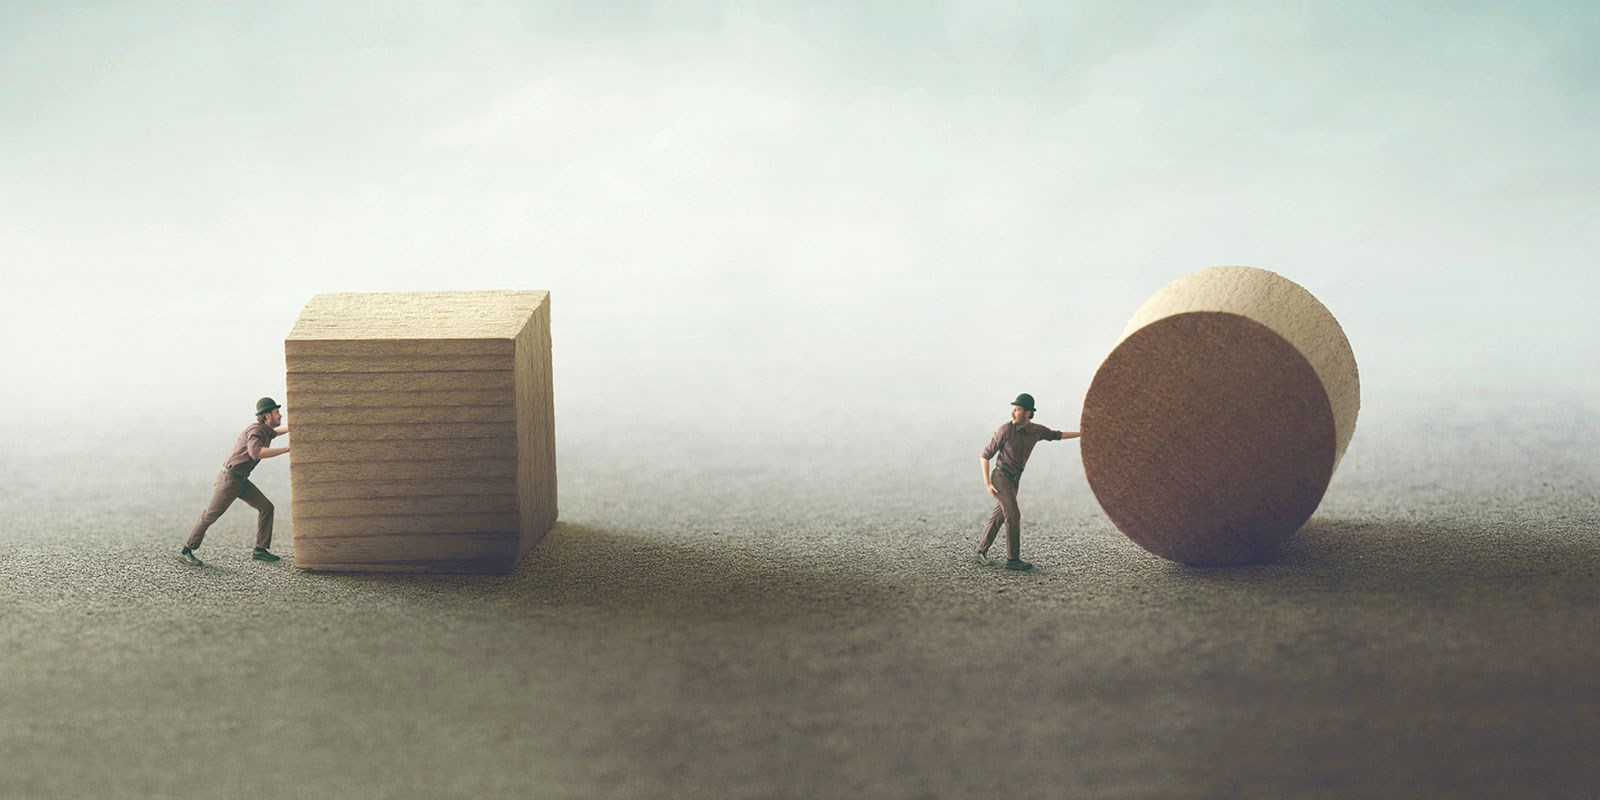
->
[1011, 393, 1037, 412]
[256, 397, 282, 416]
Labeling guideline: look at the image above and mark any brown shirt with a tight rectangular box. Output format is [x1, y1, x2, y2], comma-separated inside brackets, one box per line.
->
[981, 421, 1062, 479]
[223, 420, 278, 478]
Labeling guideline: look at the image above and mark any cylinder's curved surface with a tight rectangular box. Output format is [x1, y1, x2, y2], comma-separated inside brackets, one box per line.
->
[1081, 267, 1360, 565]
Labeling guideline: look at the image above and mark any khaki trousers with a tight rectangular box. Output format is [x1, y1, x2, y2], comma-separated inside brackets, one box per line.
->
[979, 469, 1022, 560]
[186, 469, 273, 550]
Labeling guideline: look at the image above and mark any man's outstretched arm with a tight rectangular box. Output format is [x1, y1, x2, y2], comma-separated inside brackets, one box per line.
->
[258, 445, 291, 459]
[1056, 430, 1081, 440]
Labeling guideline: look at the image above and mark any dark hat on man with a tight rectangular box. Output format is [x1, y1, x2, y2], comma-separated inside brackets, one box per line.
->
[256, 397, 282, 416]
[1011, 393, 1037, 412]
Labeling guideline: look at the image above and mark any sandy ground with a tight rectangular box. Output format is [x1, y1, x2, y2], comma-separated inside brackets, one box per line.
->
[2, 405, 1597, 799]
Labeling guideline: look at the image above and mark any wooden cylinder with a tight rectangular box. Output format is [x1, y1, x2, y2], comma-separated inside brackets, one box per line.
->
[1081, 266, 1360, 565]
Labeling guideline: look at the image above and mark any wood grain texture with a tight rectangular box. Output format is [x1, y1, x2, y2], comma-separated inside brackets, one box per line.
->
[285, 338, 513, 358]
[1082, 267, 1359, 566]
[286, 354, 512, 374]
[291, 458, 518, 483]
[285, 290, 556, 573]
[514, 299, 558, 560]
[285, 405, 517, 425]
[286, 389, 512, 409]
[286, 291, 549, 341]
[293, 494, 521, 519]
[288, 422, 517, 441]
[290, 478, 516, 502]
[286, 371, 515, 393]
[292, 512, 521, 537]
[1118, 266, 1360, 468]
[290, 437, 518, 464]
[293, 532, 522, 574]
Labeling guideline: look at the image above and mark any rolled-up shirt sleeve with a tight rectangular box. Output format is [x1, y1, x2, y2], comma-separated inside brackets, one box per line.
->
[981, 424, 1007, 459]
[245, 427, 273, 460]
[1026, 422, 1062, 441]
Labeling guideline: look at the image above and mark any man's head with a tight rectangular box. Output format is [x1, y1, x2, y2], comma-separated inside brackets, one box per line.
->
[256, 397, 283, 426]
[1010, 393, 1036, 424]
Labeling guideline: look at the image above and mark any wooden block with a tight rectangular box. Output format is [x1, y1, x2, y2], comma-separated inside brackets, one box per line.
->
[285, 291, 556, 573]
[1081, 267, 1359, 566]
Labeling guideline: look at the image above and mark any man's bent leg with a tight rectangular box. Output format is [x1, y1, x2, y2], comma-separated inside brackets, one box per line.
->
[979, 502, 1006, 554]
[993, 476, 1023, 560]
[186, 472, 243, 550]
[237, 480, 274, 550]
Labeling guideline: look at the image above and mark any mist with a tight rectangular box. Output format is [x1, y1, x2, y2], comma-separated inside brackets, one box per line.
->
[3, 1, 1596, 456]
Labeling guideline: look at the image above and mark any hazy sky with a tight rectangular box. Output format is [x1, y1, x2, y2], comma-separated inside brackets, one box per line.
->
[2, 1, 1596, 449]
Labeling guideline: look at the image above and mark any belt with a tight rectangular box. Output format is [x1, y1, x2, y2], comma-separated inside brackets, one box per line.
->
[997, 466, 1022, 484]
[222, 466, 250, 483]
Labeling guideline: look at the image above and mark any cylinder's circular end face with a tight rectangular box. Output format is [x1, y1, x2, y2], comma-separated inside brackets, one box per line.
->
[1082, 312, 1337, 566]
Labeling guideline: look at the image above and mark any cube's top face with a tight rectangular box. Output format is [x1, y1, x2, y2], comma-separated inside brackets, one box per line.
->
[287, 291, 549, 341]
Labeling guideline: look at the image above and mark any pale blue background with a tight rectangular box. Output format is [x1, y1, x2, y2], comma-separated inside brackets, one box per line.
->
[3, 0, 1596, 454]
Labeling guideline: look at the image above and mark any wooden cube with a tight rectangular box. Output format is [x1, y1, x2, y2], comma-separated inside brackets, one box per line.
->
[284, 291, 556, 573]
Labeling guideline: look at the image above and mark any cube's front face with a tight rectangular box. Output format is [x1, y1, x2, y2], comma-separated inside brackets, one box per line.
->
[285, 292, 554, 573]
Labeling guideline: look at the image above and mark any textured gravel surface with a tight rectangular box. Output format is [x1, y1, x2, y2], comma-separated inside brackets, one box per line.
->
[3, 405, 1598, 799]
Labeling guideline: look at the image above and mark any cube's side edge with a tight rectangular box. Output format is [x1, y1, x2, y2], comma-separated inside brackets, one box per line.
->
[514, 295, 557, 562]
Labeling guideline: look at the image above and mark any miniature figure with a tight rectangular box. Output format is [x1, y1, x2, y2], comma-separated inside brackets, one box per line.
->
[978, 393, 1080, 571]
[177, 397, 290, 566]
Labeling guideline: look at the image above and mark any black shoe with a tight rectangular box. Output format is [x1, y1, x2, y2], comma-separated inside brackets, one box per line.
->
[251, 548, 281, 562]
[1004, 558, 1033, 571]
[176, 548, 202, 567]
